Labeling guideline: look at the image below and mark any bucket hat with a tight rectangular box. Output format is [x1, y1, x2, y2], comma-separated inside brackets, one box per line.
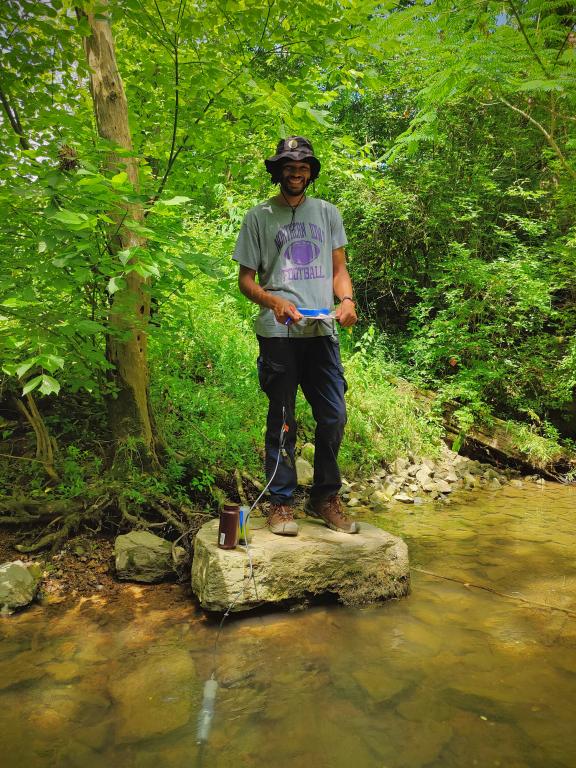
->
[265, 136, 321, 181]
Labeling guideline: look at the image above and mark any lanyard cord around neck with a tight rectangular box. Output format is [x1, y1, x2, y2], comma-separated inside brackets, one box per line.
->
[281, 190, 306, 224]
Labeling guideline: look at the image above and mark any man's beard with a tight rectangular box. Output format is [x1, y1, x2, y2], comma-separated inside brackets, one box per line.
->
[280, 178, 308, 196]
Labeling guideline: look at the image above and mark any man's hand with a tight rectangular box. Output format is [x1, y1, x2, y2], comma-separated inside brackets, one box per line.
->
[273, 299, 303, 326]
[335, 300, 357, 328]
[238, 267, 302, 324]
[332, 249, 357, 328]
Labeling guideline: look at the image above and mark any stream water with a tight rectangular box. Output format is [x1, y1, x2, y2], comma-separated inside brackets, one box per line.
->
[1, 483, 576, 768]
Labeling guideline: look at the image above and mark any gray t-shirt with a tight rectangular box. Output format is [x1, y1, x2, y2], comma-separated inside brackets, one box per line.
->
[233, 196, 347, 337]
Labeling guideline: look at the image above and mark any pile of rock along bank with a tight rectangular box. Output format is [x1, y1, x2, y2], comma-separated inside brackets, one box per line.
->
[296, 442, 542, 513]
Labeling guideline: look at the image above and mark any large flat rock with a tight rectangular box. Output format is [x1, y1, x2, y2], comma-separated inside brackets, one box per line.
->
[191, 519, 410, 612]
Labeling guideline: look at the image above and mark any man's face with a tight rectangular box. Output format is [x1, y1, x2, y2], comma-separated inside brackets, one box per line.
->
[280, 161, 311, 196]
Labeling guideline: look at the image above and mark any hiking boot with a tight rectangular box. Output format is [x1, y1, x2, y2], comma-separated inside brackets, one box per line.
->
[304, 495, 360, 534]
[266, 504, 299, 536]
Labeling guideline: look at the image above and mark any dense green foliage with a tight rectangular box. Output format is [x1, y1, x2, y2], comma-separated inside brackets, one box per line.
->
[1, 0, 575, 516]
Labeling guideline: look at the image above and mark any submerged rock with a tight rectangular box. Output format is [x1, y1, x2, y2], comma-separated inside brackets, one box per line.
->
[0, 560, 42, 615]
[114, 531, 185, 583]
[191, 519, 410, 612]
[109, 650, 195, 743]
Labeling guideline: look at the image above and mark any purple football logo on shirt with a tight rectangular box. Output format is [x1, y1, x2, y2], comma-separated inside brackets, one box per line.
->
[284, 240, 320, 265]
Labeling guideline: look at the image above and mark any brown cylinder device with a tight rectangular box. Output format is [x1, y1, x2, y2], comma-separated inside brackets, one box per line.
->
[218, 503, 239, 549]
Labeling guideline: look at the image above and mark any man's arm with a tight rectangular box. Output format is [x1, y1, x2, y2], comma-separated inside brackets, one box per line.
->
[238, 265, 302, 325]
[332, 247, 357, 328]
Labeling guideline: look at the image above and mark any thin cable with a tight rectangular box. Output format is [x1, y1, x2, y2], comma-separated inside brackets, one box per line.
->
[210, 407, 288, 674]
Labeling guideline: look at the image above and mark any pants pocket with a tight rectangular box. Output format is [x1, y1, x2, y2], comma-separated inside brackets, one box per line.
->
[257, 355, 286, 394]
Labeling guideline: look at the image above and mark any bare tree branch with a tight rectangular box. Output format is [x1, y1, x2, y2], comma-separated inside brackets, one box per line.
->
[259, 0, 275, 45]
[0, 84, 30, 149]
[507, 0, 550, 78]
[499, 96, 576, 180]
[147, 67, 244, 209]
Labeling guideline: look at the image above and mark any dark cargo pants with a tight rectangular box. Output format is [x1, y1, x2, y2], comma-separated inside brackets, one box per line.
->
[257, 334, 348, 505]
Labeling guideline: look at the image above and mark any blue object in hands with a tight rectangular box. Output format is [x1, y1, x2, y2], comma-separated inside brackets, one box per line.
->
[285, 307, 334, 325]
[298, 307, 331, 317]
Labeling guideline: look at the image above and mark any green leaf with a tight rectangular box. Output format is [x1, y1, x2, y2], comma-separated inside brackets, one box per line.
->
[2, 297, 34, 308]
[107, 276, 124, 295]
[111, 171, 129, 185]
[39, 375, 61, 396]
[75, 319, 107, 334]
[16, 359, 38, 378]
[516, 79, 564, 93]
[38, 354, 65, 373]
[22, 375, 43, 396]
[123, 220, 155, 236]
[158, 196, 191, 206]
[118, 249, 132, 265]
[51, 209, 88, 227]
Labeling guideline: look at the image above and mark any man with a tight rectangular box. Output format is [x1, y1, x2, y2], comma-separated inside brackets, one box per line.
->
[233, 136, 359, 536]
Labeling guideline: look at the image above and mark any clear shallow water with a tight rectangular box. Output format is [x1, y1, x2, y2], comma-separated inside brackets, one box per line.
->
[1, 483, 576, 767]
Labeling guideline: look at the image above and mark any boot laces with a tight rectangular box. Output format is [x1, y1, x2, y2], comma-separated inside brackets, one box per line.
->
[270, 504, 293, 521]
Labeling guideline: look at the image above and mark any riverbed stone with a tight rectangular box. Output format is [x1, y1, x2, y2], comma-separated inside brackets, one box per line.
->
[300, 442, 315, 463]
[352, 667, 409, 702]
[46, 660, 81, 683]
[109, 649, 195, 743]
[382, 482, 398, 497]
[295, 457, 314, 486]
[0, 560, 42, 614]
[0, 649, 46, 690]
[394, 493, 414, 503]
[462, 472, 479, 488]
[432, 479, 453, 494]
[370, 489, 390, 511]
[114, 531, 184, 583]
[415, 467, 432, 485]
[390, 457, 409, 474]
[191, 519, 409, 612]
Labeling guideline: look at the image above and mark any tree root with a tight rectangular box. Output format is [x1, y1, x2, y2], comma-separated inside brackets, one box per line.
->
[0, 498, 80, 520]
[241, 471, 264, 492]
[147, 499, 187, 534]
[0, 479, 211, 554]
[12, 394, 59, 481]
[234, 468, 248, 506]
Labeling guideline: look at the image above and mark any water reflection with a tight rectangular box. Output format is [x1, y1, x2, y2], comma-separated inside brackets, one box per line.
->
[1, 484, 575, 767]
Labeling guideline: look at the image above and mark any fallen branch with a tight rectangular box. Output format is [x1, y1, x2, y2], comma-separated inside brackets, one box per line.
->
[413, 567, 576, 620]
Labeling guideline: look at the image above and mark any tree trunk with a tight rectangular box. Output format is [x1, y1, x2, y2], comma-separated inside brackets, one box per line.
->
[80, 5, 159, 469]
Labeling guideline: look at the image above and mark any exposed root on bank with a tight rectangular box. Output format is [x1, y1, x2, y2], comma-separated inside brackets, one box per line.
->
[0, 481, 210, 555]
[12, 394, 59, 482]
[234, 468, 248, 506]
